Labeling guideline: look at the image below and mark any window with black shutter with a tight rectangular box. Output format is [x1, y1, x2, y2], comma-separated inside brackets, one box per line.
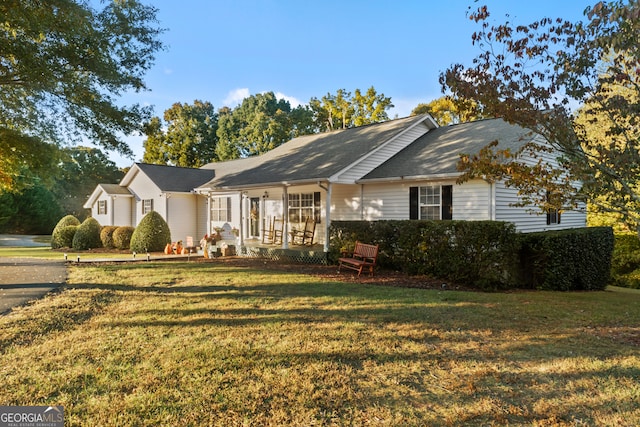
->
[409, 185, 453, 220]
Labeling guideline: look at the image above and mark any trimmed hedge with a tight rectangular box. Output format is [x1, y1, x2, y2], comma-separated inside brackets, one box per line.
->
[330, 220, 520, 290]
[72, 217, 103, 250]
[51, 215, 81, 248]
[329, 221, 614, 291]
[113, 226, 135, 250]
[100, 226, 119, 249]
[130, 211, 171, 253]
[517, 227, 613, 291]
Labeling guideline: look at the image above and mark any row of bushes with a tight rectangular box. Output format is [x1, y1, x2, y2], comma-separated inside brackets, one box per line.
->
[50, 211, 171, 252]
[609, 233, 640, 289]
[329, 220, 614, 291]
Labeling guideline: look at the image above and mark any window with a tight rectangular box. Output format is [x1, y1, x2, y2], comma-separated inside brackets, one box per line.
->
[410, 185, 452, 220]
[142, 199, 153, 215]
[97, 200, 107, 215]
[546, 191, 561, 225]
[288, 192, 321, 223]
[211, 197, 232, 222]
[420, 185, 441, 220]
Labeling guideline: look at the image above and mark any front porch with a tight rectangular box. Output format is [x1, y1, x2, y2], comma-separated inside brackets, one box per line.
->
[236, 239, 328, 264]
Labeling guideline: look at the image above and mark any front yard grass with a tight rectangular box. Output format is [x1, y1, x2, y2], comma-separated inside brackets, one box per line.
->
[0, 262, 638, 426]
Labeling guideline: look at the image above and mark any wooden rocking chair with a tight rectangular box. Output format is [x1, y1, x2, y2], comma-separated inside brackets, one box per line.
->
[262, 217, 284, 245]
[291, 217, 316, 246]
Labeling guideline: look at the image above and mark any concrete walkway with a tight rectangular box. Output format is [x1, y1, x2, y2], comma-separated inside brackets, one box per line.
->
[0, 258, 67, 314]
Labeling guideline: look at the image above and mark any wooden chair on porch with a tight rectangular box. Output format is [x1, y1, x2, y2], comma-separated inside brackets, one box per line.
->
[262, 217, 284, 245]
[290, 217, 316, 246]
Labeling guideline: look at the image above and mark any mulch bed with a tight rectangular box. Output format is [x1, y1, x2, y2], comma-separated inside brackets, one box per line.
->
[208, 257, 465, 290]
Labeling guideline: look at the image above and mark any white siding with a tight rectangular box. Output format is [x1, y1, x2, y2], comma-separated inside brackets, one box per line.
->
[167, 193, 198, 243]
[452, 180, 491, 220]
[494, 181, 586, 232]
[195, 195, 208, 240]
[362, 182, 412, 220]
[331, 184, 363, 220]
[126, 170, 162, 227]
[92, 190, 110, 226]
[493, 136, 587, 232]
[334, 124, 430, 183]
[112, 196, 133, 226]
[331, 180, 491, 221]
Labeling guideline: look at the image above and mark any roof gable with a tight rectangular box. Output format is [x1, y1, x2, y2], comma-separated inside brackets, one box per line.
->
[361, 118, 537, 181]
[200, 114, 435, 189]
[83, 183, 132, 208]
[121, 163, 215, 192]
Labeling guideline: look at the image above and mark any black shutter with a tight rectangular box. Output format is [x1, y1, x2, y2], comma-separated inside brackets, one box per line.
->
[558, 211, 561, 224]
[546, 212, 551, 225]
[409, 187, 419, 220]
[314, 192, 321, 223]
[442, 185, 453, 220]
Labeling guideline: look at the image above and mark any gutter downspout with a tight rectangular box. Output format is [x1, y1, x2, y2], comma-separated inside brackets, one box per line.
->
[110, 196, 115, 226]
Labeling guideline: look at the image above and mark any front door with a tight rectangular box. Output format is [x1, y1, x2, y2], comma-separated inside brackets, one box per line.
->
[250, 197, 260, 238]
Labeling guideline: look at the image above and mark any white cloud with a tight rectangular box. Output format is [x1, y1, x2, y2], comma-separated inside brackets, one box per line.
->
[223, 88, 250, 107]
[273, 92, 302, 108]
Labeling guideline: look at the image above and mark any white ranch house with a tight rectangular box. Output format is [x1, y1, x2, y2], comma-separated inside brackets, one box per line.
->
[85, 114, 585, 251]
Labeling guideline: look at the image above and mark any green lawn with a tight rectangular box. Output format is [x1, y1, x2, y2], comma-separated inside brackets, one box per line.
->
[0, 261, 638, 426]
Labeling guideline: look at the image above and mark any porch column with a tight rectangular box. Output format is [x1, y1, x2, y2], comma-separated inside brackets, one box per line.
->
[324, 183, 331, 253]
[282, 186, 288, 249]
[238, 191, 244, 246]
[206, 193, 211, 235]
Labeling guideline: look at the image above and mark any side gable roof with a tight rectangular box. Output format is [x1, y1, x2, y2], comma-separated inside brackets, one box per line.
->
[83, 183, 132, 209]
[361, 118, 537, 181]
[121, 163, 216, 193]
[198, 114, 434, 189]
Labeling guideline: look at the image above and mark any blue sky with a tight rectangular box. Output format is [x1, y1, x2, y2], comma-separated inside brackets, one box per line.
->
[112, 0, 593, 167]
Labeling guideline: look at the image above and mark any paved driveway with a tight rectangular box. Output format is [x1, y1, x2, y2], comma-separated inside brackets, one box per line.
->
[0, 258, 67, 314]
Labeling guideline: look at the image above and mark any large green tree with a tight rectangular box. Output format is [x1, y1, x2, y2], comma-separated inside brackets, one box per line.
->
[143, 100, 218, 167]
[0, 0, 164, 191]
[216, 92, 295, 159]
[52, 146, 124, 220]
[441, 1, 640, 227]
[309, 86, 393, 131]
[410, 96, 484, 126]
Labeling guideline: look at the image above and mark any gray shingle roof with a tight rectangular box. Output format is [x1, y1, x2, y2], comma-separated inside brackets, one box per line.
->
[200, 115, 428, 188]
[99, 183, 131, 195]
[362, 118, 536, 180]
[136, 163, 215, 192]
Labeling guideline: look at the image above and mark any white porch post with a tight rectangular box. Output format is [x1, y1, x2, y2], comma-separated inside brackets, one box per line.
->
[206, 193, 211, 235]
[282, 186, 289, 249]
[238, 191, 244, 246]
[324, 183, 332, 253]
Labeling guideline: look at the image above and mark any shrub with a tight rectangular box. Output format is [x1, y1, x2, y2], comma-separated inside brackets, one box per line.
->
[130, 211, 171, 253]
[57, 225, 78, 249]
[100, 226, 119, 249]
[518, 227, 614, 291]
[610, 233, 640, 275]
[329, 220, 520, 290]
[72, 217, 103, 250]
[51, 215, 81, 248]
[113, 226, 135, 250]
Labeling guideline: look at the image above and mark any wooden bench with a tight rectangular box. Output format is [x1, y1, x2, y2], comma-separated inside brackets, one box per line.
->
[338, 241, 379, 277]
